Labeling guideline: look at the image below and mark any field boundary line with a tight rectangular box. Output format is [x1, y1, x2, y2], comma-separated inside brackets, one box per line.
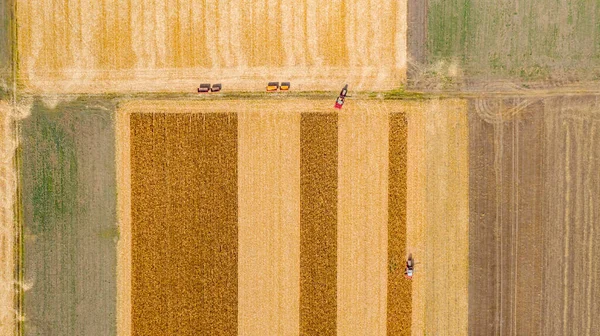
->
[116, 105, 132, 336]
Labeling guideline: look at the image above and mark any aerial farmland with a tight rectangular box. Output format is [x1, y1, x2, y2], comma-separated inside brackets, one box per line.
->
[1, 0, 599, 335]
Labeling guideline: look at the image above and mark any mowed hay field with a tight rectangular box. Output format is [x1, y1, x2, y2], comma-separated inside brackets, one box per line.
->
[411, 0, 600, 88]
[17, 0, 407, 93]
[468, 95, 600, 335]
[115, 99, 440, 335]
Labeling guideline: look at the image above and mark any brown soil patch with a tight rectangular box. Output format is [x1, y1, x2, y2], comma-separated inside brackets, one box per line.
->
[468, 96, 600, 335]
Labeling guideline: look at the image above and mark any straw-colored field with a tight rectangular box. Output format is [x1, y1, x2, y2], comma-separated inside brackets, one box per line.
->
[17, 0, 407, 93]
[406, 100, 470, 336]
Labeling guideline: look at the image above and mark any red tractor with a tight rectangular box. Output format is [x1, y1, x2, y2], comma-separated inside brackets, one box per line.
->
[334, 84, 348, 109]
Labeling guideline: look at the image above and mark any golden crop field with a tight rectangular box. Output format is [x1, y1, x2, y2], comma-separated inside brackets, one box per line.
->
[113, 99, 469, 336]
[17, 0, 407, 93]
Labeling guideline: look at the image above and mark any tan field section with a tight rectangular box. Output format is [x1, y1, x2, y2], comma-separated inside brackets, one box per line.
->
[0, 102, 15, 336]
[17, 0, 407, 94]
[337, 104, 389, 335]
[406, 100, 469, 336]
[116, 99, 467, 335]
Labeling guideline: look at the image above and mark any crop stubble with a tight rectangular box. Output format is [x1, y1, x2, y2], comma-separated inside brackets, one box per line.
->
[468, 96, 600, 336]
[337, 104, 389, 335]
[238, 110, 301, 335]
[17, 0, 407, 93]
[407, 100, 469, 336]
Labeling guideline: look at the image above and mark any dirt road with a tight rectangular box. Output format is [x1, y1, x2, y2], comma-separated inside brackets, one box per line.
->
[468, 95, 600, 336]
[0, 101, 15, 336]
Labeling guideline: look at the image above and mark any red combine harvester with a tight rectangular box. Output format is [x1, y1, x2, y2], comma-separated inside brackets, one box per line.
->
[335, 84, 348, 109]
[404, 254, 414, 279]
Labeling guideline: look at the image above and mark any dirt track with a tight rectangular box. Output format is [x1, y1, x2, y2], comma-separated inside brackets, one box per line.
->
[0, 101, 15, 336]
[407, 100, 469, 336]
[468, 95, 600, 336]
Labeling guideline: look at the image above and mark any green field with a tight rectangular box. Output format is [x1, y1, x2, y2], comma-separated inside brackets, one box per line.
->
[426, 0, 600, 84]
[20, 99, 117, 335]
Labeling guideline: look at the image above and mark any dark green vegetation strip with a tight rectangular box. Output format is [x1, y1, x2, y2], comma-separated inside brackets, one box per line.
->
[130, 113, 238, 336]
[387, 113, 411, 335]
[300, 113, 338, 335]
[427, 0, 600, 81]
[21, 99, 117, 335]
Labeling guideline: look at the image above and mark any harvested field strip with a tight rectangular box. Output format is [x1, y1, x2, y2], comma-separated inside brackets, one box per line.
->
[337, 106, 389, 335]
[407, 100, 469, 336]
[423, 100, 469, 335]
[467, 103, 497, 336]
[0, 102, 15, 336]
[16, 0, 406, 93]
[238, 111, 300, 335]
[21, 101, 117, 335]
[130, 113, 237, 336]
[300, 112, 337, 335]
[387, 112, 410, 335]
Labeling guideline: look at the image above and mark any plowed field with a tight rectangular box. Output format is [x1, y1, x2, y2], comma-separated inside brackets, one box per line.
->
[468, 95, 600, 336]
